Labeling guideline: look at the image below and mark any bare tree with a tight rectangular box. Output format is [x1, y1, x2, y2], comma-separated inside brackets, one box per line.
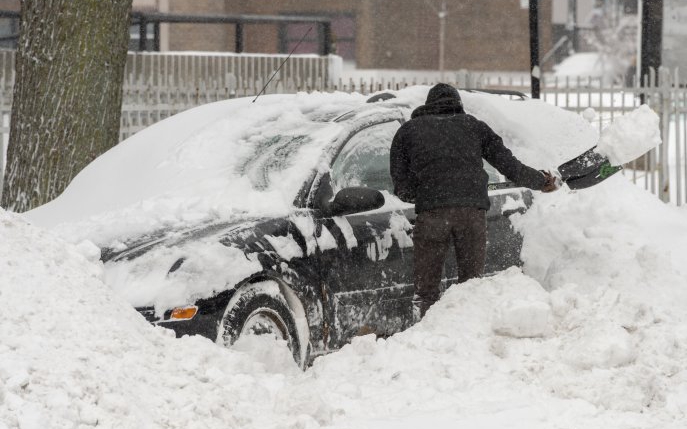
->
[1, 0, 133, 212]
[582, 7, 638, 85]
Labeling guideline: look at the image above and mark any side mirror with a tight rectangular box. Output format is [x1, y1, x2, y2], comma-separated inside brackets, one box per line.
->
[327, 187, 385, 216]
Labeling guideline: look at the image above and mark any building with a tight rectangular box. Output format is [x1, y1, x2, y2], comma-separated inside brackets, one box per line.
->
[154, 0, 554, 73]
[1, 0, 556, 73]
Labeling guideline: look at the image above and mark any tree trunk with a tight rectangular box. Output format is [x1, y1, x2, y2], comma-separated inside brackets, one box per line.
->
[1, 0, 133, 212]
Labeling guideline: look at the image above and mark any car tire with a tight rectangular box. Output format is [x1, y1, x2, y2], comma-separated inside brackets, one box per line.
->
[220, 281, 304, 367]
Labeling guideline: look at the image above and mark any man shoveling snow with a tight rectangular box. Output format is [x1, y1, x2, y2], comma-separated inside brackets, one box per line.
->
[391, 84, 662, 320]
[390, 84, 560, 319]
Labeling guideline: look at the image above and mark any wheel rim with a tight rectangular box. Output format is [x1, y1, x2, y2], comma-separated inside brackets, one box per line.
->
[240, 308, 289, 342]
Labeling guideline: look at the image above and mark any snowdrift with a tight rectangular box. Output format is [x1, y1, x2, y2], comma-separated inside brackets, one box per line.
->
[4, 172, 687, 428]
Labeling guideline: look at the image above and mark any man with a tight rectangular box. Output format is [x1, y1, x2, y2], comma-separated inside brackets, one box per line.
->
[390, 83, 558, 319]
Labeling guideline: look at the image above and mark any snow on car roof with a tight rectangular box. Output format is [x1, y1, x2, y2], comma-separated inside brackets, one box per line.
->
[25, 87, 597, 247]
[25, 92, 365, 242]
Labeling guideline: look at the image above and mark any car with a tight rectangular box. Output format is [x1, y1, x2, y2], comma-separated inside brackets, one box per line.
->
[26, 87, 595, 368]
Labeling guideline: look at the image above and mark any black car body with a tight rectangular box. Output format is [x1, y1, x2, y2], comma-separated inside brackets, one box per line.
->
[93, 91, 534, 367]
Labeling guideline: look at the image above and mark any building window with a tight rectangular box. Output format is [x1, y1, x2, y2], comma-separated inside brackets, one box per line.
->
[129, 22, 159, 51]
[281, 14, 356, 62]
[0, 17, 18, 49]
[621, 0, 638, 14]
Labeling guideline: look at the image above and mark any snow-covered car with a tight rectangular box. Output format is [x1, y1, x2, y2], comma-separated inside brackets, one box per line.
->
[26, 87, 596, 367]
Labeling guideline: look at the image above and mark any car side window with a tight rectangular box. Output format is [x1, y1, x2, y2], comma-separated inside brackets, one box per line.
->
[483, 160, 504, 184]
[331, 121, 401, 193]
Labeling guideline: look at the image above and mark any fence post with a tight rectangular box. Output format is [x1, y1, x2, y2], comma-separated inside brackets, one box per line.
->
[659, 67, 671, 202]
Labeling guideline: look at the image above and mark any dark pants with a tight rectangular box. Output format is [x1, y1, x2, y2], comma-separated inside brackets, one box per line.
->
[412, 207, 487, 318]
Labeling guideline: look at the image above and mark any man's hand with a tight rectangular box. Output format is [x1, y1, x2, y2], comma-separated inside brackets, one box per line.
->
[541, 171, 560, 193]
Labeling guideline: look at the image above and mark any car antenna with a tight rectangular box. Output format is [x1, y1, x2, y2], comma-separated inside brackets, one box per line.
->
[253, 26, 313, 103]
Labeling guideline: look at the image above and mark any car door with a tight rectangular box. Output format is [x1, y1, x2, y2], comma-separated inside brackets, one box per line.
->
[316, 119, 416, 349]
[483, 164, 533, 274]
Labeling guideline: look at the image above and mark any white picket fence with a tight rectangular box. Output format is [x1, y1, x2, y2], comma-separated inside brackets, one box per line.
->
[1, 49, 686, 205]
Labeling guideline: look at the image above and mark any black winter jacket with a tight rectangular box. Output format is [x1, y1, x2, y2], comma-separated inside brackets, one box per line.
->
[390, 92, 546, 213]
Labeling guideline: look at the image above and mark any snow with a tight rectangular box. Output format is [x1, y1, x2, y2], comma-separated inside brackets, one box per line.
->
[333, 216, 357, 249]
[491, 298, 552, 338]
[389, 212, 413, 248]
[553, 52, 621, 83]
[501, 195, 527, 214]
[6, 86, 687, 427]
[23, 92, 366, 247]
[596, 105, 662, 166]
[554, 52, 606, 77]
[316, 224, 338, 251]
[461, 90, 598, 169]
[291, 214, 318, 255]
[0, 210, 306, 429]
[23, 86, 596, 251]
[264, 234, 304, 261]
[104, 238, 264, 312]
[5, 169, 687, 427]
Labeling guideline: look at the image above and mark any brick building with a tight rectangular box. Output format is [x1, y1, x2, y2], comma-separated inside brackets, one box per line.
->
[0, 0, 554, 73]
[146, 0, 554, 73]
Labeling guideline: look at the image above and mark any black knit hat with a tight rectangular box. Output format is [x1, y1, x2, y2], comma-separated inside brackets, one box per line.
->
[426, 83, 461, 105]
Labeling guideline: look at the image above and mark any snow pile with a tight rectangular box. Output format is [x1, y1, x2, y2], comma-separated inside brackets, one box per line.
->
[6, 171, 687, 428]
[0, 209, 305, 429]
[297, 177, 687, 428]
[512, 175, 687, 420]
[554, 52, 609, 79]
[293, 268, 687, 428]
[461, 91, 598, 169]
[596, 104, 662, 165]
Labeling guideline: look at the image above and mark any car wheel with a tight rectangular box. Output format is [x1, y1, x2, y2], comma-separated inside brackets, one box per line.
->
[220, 281, 303, 367]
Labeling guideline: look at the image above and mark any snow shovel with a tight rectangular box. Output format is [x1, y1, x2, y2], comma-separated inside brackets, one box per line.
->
[488, 146, 622, 191]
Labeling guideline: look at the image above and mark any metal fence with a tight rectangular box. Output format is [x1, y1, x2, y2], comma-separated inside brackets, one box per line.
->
[0, 50, 337, 142]
[1, 49, 686, 206]
[559, 72, 687, 206]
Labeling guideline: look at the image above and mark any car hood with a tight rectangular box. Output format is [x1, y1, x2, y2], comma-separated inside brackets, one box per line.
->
[101, 216, 267, 313]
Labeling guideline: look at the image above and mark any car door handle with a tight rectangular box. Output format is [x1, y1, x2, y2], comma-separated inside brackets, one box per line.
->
[503, 208, 526, 217]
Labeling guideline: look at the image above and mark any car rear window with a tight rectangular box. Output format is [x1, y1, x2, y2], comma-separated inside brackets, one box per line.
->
[235, 135, 312, 190]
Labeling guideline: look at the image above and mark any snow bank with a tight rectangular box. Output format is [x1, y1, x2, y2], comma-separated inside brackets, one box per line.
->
[0, 209, 304, 429]
[554, 52, 608, 78]
[8, 87, 686, 427]
[293, 266, 687, 428]
[596, 105, 662, 165]
[5, 172, 687, 428]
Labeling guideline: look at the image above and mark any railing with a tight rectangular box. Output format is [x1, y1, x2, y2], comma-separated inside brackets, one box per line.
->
[1, 48, 685, 206]
[538, 72, 687, 206]
[118, 51, 338, 139]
